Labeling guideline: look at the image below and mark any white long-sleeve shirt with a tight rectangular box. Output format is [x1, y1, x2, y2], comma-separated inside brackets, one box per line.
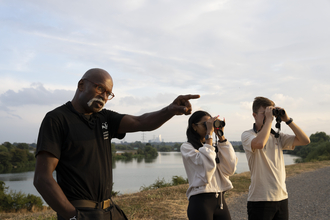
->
[181, 140, 238, 199]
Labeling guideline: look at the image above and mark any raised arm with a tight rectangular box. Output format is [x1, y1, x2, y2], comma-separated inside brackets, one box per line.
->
[33, 151, 76, 220]
[280, 110, 310, 146]
[118, 94, 200, 133]
[251, 106, 273, 150]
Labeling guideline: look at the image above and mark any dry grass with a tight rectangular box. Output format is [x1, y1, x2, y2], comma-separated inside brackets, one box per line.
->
[0, 207, 56, 220]
[1, 160, 329, 220]
[114, 184, 189, 220]
[285, 160, 330, 178]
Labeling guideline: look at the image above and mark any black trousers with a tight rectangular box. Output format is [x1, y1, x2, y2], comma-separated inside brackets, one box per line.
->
[247, 199, 289, 220]
[187, 192, 231, 220]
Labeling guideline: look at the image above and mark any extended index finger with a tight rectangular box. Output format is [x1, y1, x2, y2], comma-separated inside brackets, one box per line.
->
[181, 94, 200, 100]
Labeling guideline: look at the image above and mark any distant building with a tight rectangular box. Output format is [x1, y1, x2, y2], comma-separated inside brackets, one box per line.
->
[148, 134, 164, 143]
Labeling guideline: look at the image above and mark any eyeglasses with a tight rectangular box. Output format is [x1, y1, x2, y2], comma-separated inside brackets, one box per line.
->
[84, 78, 115, 101]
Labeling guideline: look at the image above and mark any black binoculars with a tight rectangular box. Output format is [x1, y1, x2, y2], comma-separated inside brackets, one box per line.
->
[272, 108, 285, 118]
[213, 120, 225, 137]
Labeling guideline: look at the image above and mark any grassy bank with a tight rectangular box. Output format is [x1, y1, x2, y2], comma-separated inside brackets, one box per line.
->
[1, 160, 330, 220]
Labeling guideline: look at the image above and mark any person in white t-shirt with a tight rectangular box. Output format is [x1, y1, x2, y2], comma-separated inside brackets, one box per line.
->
[181, 110, 237, 220]
[241, 97, 310, 220]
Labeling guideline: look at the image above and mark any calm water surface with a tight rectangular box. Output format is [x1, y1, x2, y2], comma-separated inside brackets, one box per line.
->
[0, 152, 299, 204]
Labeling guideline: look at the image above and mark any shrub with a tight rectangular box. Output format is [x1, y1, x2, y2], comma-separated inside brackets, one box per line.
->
[140, 178, 171, 191]
[305, 142, 330, 162]
[171, 175, 188, 185]
[0, 182, 43, 212]
[24, 194, 43, 211]
[140, 176, 188, 191]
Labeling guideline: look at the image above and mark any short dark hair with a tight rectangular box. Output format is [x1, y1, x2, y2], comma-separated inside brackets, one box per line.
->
[252, 96, 275, 113]
[186, 110, 211, 150]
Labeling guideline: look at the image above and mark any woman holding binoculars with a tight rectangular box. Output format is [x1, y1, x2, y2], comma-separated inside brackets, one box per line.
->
[180, 110, 238, 220]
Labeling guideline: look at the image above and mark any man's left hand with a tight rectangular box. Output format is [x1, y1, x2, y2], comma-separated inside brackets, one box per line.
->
[168, 94, 200, 115]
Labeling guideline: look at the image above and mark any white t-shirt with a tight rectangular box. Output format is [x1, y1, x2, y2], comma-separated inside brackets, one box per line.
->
[241, 129, 295, 201]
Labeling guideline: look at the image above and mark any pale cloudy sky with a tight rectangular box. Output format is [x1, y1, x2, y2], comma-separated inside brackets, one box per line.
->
[0, 0, 329, 144]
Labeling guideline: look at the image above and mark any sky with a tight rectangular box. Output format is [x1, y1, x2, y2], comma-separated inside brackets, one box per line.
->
[0, 0, 329, 144]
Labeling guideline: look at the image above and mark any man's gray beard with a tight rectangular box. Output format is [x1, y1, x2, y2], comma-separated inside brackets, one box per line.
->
[87, 98, 105, 111]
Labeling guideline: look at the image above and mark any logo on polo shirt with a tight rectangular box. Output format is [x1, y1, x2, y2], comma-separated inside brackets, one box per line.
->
[102, 122, 109, 140]
[102, 122, 108, 130]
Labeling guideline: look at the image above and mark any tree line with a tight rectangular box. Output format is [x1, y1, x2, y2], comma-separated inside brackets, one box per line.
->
[0, 142, 36, 174]
[2, 131, 329, 173]
[285, 131, 330, 162]
[112, 143, 159, 161]
[112, 141, 182, 153]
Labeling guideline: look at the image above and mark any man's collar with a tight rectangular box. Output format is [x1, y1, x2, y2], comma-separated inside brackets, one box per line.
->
[253, 123, 261, 133]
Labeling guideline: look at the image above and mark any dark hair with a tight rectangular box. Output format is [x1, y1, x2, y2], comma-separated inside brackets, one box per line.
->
[186, 110, 212, 150]
[252, 96, 275, 113]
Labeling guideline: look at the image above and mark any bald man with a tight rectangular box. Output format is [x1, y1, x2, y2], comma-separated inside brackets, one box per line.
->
[34, 68, 200, 220]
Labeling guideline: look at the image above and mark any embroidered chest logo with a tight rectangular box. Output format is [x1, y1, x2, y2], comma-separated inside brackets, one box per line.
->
[102, 122, 109, 140]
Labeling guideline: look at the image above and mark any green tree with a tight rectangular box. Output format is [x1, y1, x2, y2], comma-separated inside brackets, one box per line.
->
[173, 143, 182, 151]
[0, 145, 8, 152]
[0, 181, 7, 193]
[290, 131, 330, 163]
[305, 142, 330, 162]
[159, 146, 172, 152]
[310, 132, 330, 143]
[2, 142, 13, 151]
[0, 152, 12, 164]
[27, 152, 35, 162]
[16, 143, 30, 150]
[10, 148, 28, 165]
[144, 145, 158, 158]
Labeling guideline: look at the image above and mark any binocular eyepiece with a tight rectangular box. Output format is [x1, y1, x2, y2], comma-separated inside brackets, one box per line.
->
[272, 108, 285, 117]
[213, 119, 225, 137]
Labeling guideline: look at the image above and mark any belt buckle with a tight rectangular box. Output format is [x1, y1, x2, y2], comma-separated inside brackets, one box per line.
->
[102, 199, 111, 209]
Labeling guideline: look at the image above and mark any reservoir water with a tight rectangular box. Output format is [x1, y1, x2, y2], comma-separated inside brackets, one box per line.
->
[0, 152, 299, 205]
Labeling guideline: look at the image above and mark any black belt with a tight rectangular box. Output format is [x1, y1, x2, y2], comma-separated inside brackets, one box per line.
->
[70, 199, 112, 210]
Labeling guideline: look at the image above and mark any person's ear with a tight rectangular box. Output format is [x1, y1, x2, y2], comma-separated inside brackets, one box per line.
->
[192, 124, 197, 131]
[78, 79, 85, 91]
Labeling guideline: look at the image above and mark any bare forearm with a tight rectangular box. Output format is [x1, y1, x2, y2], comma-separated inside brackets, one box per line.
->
[288, 121, 310, 146]
[34, 177, 76, 219]
[119, 106, 174, 133]
[138, 106, 174, 131]
[252, 119, 272, 149]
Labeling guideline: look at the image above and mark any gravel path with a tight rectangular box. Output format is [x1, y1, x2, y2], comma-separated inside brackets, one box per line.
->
[227, 166, 330, 220]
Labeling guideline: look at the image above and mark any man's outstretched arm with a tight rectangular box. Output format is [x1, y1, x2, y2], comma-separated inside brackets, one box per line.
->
[118, 94, 200, 133]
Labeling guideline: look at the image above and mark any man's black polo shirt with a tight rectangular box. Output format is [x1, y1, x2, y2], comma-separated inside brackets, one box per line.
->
[36, 101, 125, 202]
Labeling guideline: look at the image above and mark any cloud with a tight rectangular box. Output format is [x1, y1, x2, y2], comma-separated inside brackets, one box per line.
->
[0, 83, 73, 107]
[1, 0, 330, 143]
[271, 94, 304, 109]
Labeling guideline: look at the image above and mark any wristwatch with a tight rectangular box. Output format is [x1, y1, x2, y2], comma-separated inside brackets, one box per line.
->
[286, 118, 293, 125]
[205, 134, 213, 140]
[69, 216, 77, 220]
[219, 139, 227, 143]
